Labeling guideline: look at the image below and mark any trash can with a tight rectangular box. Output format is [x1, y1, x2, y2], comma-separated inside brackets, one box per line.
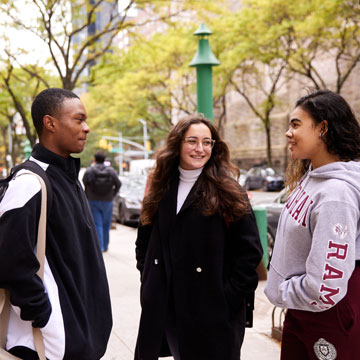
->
[253, 205, 268, 280]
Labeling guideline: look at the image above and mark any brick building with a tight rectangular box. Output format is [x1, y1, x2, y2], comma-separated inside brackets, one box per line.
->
[223, 59, 360, 172]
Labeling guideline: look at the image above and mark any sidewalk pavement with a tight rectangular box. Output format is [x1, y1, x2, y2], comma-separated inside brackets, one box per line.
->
[102, 224, 281, 360]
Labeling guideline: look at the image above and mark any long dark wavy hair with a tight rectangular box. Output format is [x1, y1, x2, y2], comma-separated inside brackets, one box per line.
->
[140, 114, 249, 225]
[286, 89, 360, 191]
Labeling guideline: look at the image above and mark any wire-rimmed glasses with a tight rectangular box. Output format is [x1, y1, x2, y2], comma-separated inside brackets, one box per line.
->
[183, 137, 215, 150]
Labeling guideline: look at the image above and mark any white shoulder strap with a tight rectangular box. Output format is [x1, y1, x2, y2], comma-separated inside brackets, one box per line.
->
[31, 173, 47, 360]
[0, 171, 47, 360]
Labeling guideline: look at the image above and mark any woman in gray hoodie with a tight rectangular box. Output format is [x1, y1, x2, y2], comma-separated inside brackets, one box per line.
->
[265, 89, 360, 360]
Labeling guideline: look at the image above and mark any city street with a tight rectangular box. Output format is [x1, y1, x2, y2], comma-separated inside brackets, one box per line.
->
[0, 0, 357, 358]
[250, 189, 281, 205]
[102, 190, 281, 360]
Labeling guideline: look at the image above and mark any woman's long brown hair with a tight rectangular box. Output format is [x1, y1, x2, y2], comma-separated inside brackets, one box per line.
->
[140, 114, 250, 225]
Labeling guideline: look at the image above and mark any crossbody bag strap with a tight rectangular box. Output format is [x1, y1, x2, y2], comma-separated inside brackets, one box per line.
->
[11, 172, 47, 360]
[30, 173, 47, 360]
[0, 171, 47, 360]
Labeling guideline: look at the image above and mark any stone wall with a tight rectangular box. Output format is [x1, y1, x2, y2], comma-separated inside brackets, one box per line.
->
[223, 61, 360, 172]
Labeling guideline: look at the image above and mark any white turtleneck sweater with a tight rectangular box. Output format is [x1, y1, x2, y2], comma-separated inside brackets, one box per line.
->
[176, 166, 203, 214]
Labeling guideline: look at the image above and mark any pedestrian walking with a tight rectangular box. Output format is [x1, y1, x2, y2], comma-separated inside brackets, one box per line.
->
[265, 89, 360, 360]
[0, 88, 112, 359]
[83, 151, 121, 252]
[134, 114, 263, 360]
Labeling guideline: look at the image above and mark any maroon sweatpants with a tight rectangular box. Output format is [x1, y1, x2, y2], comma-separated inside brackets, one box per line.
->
[281, 266, 360, 360]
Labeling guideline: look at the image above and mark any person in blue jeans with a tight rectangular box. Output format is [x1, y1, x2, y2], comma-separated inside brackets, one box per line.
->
[83, 151, 121, 252]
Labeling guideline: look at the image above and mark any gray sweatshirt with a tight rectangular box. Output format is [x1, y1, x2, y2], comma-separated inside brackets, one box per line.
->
[265, 161, 360, 312]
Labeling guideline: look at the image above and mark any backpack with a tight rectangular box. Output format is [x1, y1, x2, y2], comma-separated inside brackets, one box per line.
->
[91, 166, 114, 195]
[0, 160, 53, 213]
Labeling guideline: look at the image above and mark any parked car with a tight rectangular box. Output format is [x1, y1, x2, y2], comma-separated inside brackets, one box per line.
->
[239, 169, 247, 187]
[244, 166, 284, 191]
[255, 189, 288, 260]
[112, 174, 147, 225]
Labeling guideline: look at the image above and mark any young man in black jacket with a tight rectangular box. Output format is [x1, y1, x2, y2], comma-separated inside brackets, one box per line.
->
[0, 88, 112, 359]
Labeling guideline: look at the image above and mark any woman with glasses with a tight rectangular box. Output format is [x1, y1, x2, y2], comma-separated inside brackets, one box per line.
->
[265, 90, 360, 359]
[134, 114, 263, 360]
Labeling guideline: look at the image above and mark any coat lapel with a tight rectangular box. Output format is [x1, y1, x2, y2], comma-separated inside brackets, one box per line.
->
[177, 173, 203, 216]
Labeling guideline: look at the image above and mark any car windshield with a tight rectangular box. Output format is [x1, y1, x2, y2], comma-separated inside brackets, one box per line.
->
[120, 175, 147, 197]
[264, 168, 275, 176]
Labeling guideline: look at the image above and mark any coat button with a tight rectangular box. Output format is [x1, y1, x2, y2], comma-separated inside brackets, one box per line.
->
[154, 259, 159, 265]
[196, 267, 202, 272]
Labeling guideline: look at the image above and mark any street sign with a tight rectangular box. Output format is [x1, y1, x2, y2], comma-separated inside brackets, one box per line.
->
[110, 148, 124, 153]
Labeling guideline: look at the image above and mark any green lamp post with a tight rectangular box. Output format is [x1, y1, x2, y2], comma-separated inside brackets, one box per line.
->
[24, 140, 32, 159]
[190, 23, 220, 122]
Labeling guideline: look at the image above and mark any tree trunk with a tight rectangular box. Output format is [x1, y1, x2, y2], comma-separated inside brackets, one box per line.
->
[265, 120, 272, 168]
[4, 79, 37, 147]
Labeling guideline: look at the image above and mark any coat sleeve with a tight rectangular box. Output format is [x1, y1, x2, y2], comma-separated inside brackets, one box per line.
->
[135, 223, 153, 276]
[224, 209, 263, 314]
[0, 173, 52, 328]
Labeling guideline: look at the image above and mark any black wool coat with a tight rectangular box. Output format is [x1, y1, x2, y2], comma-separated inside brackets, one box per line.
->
[134, 174, 263, 360]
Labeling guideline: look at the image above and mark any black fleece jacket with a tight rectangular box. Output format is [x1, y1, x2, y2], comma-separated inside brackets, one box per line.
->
[0, 144, 112, 359]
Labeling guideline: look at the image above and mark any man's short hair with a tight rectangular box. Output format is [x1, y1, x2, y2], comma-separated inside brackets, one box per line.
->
[95, 151, 106, 163]
[31, 88, 79, 136]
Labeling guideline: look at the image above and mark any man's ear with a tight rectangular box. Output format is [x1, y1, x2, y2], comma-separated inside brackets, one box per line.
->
[43, 115, 56, 133]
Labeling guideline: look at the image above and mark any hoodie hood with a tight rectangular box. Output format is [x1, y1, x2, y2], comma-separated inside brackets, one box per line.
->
[309, 161, 360, 192]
